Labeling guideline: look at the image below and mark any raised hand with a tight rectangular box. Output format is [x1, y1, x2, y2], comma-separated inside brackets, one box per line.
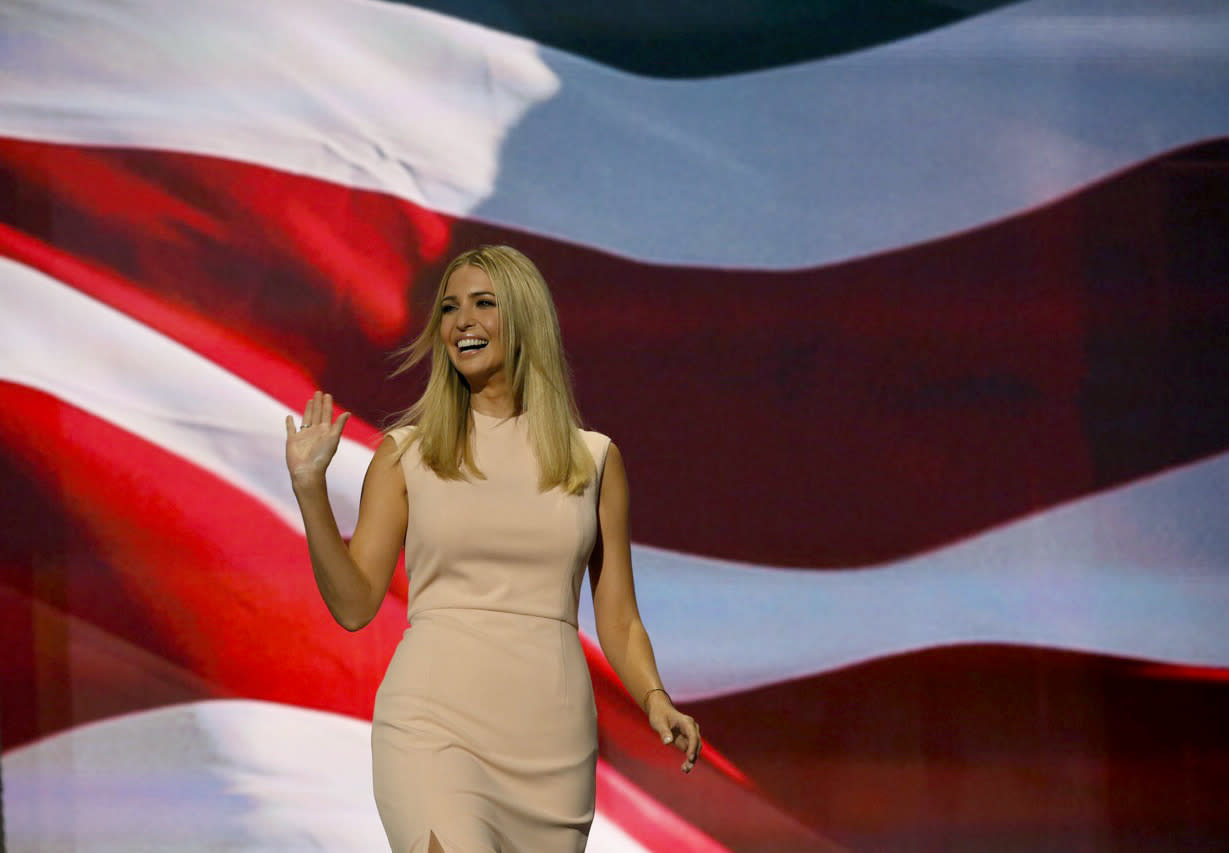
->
[285, 391, 351, 487]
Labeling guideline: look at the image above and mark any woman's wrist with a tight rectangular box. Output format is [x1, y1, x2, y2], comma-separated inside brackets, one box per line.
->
[290, 469, 328, 498]
[642, 686, 670, 713]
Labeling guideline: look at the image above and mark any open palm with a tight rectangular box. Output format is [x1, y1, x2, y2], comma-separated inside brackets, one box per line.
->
[285, 391, 351, 483]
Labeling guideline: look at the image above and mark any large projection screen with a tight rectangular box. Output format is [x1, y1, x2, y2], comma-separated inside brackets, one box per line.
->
[2, 1, 1228, 849]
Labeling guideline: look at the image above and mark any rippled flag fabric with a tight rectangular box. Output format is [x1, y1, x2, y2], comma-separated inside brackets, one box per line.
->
[2, 0, 1228, 849]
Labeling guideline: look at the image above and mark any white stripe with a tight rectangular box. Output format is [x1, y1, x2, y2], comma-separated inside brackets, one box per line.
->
[0, 256, 370, 536]
[1, 0, 1226, 268]
[5, 254, 1228, 700]
[2, 701, 649, 852]
[492, 0, 1229, 267]
[581, 451, 1229, 699]
[0, 0, 559, 217]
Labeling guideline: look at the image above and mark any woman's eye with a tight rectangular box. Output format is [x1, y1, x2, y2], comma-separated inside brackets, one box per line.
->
[478, 299, 496, 308]
[440, 304, 457, 314]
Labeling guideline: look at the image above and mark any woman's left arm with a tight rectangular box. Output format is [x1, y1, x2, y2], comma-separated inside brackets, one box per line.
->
[590, 442, 702, 774]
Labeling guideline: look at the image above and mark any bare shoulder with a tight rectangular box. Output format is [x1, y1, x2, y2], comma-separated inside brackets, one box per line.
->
[374, 431, 405, 460]
[597, 440, 629, 507]
[366, 432, 408, 492]
[603, 439, 623, 468]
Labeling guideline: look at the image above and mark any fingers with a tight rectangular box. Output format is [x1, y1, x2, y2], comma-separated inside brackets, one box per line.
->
[653, 709, 702, 774]
[284, 415, 295, 438]
[330, 410, 351, 437]
[683, 720, 702, 772]
[675, 718, 701, 773]
[297, 391, 348, 432]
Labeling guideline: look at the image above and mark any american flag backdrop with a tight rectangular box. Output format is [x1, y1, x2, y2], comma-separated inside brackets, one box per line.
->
[2, 0, 1228, 849]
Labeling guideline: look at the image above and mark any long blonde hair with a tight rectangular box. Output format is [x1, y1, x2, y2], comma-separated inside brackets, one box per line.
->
[387, 245, 595, 494]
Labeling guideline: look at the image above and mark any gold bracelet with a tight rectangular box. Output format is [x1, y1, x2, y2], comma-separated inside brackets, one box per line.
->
[642, 687, 669, 709]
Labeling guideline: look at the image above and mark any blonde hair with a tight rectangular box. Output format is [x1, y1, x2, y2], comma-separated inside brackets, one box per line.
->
[386, 245, 595, 494]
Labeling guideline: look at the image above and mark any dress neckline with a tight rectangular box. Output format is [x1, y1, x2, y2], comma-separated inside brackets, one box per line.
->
[471, 407, 520, 428]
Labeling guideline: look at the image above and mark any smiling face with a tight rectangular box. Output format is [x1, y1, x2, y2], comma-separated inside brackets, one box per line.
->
[438, 263, 507, 386]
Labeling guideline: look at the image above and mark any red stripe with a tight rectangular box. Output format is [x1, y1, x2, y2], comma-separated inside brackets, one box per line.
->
[0, 382, 831, 848]
[0, 381, 407, 725]
[1132, 662, 1229, 682]
[3, 135, 1227, 570]
[0, 136, 450, 340]
[596, 764, 729, 852]
[687, 643, 1229, 844]
[581, 633, 832, 848]
[0, 591, 737, 849]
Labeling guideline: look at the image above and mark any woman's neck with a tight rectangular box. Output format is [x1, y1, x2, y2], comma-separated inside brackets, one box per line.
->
[469, 387, 517, 419]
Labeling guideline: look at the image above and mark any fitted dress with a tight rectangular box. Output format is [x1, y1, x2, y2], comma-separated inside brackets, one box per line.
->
[371, 410, 611, 852]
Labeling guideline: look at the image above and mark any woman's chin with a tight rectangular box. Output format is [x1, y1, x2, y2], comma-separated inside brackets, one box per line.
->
[452, 362, 502, 388]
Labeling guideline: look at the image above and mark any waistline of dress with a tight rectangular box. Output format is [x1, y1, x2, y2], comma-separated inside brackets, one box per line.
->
[407, 605, 578, 630]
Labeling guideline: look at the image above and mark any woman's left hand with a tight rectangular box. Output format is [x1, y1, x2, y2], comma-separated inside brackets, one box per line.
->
[647, 691, 702, 774]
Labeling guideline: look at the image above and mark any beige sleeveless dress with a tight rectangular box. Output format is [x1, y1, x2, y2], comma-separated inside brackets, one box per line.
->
[371, 410, 611, 852]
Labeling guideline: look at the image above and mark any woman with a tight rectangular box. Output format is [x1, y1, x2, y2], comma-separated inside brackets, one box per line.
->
[284, 245, 701, 852]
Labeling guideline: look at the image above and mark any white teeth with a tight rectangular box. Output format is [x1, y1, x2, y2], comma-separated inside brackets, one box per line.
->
[457, 337, 488, 351]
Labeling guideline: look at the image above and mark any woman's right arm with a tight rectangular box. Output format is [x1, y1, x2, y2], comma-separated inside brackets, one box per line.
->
[285, 391, 408, 631]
